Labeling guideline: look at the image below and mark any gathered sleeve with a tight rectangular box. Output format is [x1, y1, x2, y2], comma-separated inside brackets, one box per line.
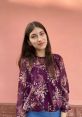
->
[16, 59, 32, 117]
[59, 55, 71, 112]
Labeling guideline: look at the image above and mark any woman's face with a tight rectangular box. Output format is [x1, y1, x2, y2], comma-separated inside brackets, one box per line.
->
[29, 27, 47, 51]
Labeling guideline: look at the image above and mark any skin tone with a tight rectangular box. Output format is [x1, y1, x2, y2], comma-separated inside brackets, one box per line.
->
[29, 27, 47, 57]
[28, 27, 67, 117]
[61, 112, 67, 117]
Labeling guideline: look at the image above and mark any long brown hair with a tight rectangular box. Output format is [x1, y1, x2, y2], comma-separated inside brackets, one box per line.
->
[18, 21, 56, 79]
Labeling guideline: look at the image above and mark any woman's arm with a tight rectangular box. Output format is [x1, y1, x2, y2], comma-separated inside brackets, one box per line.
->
[58, 55, 71, 114]
[16, 59, 31, 117]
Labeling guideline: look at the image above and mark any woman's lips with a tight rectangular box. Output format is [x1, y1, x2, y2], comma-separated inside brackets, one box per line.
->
[38, 42, 44, 46]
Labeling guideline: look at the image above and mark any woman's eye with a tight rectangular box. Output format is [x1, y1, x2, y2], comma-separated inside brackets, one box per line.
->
[31, 35, 37, 38]
[40, 33, 44, 36]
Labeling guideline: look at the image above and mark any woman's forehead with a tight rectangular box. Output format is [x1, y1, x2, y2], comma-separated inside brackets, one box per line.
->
[30, 27, 44, 35]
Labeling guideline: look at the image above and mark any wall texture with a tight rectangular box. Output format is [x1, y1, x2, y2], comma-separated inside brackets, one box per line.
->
[0, 0, 82, 105]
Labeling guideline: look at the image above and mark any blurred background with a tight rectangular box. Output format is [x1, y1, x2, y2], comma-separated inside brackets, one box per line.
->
[0, 0, 82, 105]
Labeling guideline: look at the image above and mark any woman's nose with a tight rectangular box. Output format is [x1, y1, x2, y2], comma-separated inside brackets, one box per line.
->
[38, 35, 42, 41]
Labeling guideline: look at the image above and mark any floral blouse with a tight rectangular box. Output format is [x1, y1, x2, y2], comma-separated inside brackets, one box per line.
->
[16, 54, 71, 117]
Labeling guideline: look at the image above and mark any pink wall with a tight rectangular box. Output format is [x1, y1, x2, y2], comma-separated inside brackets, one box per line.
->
[0, 1, 82, 104]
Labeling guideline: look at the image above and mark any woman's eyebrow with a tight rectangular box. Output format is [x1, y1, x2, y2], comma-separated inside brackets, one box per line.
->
[31, 30, 44, 36]
[31, 33, 36, 36]
[39, 30, 44, 33]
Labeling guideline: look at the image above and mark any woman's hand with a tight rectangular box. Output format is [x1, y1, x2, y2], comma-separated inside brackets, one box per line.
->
[61, 112, 67, 117]
[20, 109, 26, 117]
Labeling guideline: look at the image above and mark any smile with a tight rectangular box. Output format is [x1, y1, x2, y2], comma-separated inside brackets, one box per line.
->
[38, 42, 45, 46]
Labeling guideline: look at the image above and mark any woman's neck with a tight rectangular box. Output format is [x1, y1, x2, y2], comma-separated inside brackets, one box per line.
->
[36, 50, 45, 57]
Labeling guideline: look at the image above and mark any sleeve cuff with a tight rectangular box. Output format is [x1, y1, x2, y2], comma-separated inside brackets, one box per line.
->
[60, 103, 71, 112]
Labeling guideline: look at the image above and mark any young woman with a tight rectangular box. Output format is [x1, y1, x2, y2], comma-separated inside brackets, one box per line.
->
[16, 21, 71, 117]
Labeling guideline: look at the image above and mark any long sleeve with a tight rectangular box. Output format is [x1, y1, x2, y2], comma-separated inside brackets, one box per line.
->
[16, 59, 31, 117]
[59, 55, 71, 112]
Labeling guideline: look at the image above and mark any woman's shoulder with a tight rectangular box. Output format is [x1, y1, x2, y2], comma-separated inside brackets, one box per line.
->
[20, 58, 28, 63]
[52, 53, 63, 61]
[20, 57, 30, 67]
[52, 53, 64, 70]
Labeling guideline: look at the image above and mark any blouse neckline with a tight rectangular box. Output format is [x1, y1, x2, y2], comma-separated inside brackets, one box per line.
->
[35, 55, 46, 59]
[36, 56, 46, 59]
